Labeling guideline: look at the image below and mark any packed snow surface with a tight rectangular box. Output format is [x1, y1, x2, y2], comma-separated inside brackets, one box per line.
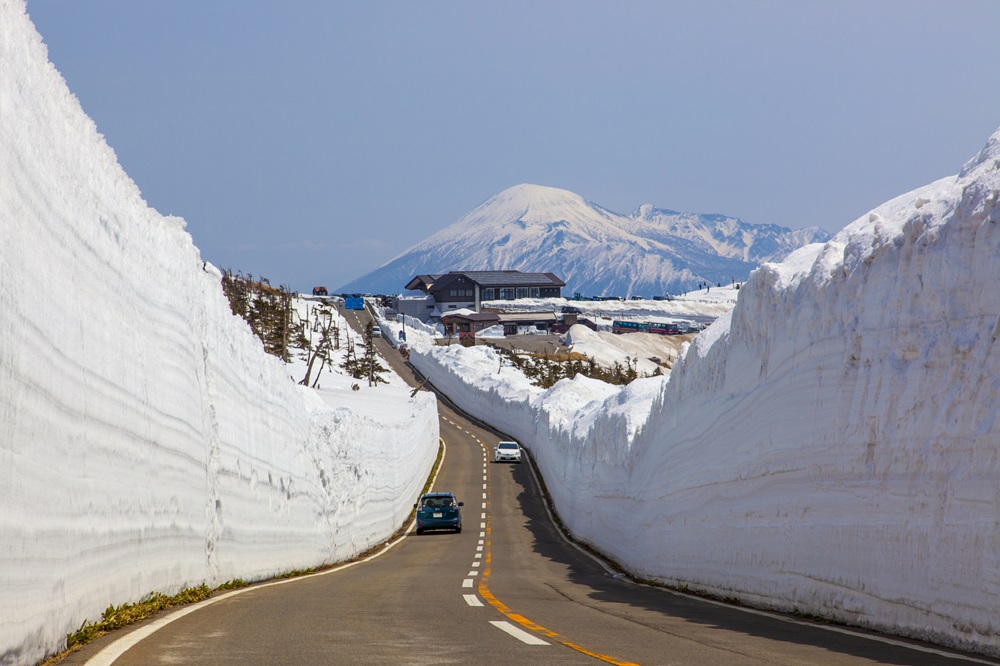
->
[1, 5, 437, 665]
[395, 135, 1000, 655]
[562, 325, 691, 375]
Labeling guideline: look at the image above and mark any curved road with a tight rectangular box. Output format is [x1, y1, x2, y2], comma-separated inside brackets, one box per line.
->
[60, 305, 995, 666]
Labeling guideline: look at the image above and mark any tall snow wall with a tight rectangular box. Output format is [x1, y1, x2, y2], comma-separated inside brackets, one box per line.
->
[411, 130, 1000, 656]
[0, 3, 438, 664]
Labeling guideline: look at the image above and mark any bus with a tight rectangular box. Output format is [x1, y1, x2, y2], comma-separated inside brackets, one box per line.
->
[611, 320, 648, 334]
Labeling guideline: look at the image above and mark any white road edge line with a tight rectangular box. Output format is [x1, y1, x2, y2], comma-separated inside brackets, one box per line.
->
[84, 438, 450, 666]
[490, 621, 549, 645]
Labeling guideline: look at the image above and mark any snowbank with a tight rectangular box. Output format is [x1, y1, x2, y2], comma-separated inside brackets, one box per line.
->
[563, 324, 689, 375]
[408, 131, 1000, 655]
[0, 5, 437, 664]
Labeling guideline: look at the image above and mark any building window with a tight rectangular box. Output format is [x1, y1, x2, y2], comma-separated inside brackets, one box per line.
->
[482, 288, 494, 301]
[516, 287, 529, 299]
[530, 287, 539, 298]
[500, 288, 515, 300]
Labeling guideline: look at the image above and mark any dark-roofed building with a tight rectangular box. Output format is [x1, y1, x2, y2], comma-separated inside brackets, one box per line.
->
[439, 311, 502, 337]
[496, 311, 559, 336]
[405, 270, 565, 315]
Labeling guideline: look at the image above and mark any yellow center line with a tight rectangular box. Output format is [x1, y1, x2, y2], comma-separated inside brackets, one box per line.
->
[477, 443, 639, 666]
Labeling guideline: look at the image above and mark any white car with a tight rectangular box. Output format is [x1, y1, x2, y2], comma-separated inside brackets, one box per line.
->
[494, 441, 522, 463]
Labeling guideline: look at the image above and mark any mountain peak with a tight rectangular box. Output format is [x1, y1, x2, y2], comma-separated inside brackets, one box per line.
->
[474, 184, 591, 223]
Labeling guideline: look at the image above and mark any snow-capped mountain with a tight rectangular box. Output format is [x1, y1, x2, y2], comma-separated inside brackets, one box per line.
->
[339, 184, 831, 297]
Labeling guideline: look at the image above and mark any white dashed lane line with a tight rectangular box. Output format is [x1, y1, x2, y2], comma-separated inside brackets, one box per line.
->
[464, 595, 485, 607]
[463, 579, 474, 588]
[490, 621, 550, 645]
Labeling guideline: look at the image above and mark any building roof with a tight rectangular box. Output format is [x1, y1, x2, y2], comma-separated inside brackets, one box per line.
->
[404, 274, 442, 292]
[439, 312, 501, 323]
[496, 312, 558, 323]
[408, 270, 565, 292]
[457, 270, 565, 288]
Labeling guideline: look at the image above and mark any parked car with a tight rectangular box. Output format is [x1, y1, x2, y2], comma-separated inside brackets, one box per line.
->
[493, 441, 522, 463]
[414, 492, 463, 534]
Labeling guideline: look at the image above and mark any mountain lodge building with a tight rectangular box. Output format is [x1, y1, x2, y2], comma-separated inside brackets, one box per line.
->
[405, 270, 565, 315]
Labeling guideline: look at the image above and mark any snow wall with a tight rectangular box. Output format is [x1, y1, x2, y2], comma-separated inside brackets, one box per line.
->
[0, 4, 438, 664]
[411, 131, 1000, 656]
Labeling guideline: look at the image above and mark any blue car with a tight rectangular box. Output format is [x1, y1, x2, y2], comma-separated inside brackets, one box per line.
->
[414, 492, 463, 535]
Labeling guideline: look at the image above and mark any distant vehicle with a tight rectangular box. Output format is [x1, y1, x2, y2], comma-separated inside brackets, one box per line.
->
[648, 323, 681, 335]
[614, 320, 683, 335]
[372, 327, 382, 338]
[630, 296, 643, 300]
[312, 286, 328, 296]
[414, 492, 463, 534]
[493, 441, 522, 464]
[612, 320, 649, 334]
[561, 305, 582, 314]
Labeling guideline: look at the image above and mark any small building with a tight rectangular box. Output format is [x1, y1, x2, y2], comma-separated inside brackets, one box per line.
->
[496, 311, 558, 336]
[395, 295, 437, 321]
[405, 270, 565, 317]
[439, 311, 502, 337]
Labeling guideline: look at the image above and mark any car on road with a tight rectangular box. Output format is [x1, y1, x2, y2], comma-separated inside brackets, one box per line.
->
[414, 492, 463, 535]
[493, 440, 522, 464]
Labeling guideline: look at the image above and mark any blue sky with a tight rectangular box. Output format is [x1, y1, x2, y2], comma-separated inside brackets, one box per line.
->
[26, 1, 1000, 293]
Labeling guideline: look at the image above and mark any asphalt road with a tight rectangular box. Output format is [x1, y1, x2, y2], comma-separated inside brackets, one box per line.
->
[58, 305, 997, 666]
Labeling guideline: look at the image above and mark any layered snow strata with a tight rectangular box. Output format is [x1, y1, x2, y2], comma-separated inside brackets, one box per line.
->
[0, 4, 438, 664]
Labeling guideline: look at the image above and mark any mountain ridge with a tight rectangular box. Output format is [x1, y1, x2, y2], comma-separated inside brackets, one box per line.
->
[340, 184, 831, 297]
